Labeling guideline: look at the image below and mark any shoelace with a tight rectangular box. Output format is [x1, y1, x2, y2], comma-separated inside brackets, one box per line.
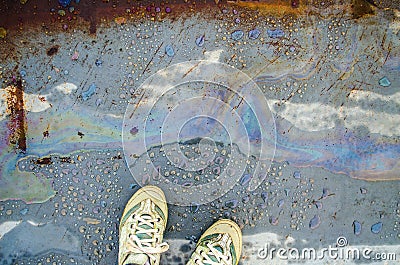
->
[195, 242, 231, 265]
[126, 214, 169, 262]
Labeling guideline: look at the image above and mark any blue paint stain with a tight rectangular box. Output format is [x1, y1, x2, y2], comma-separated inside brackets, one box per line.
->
[82, 83, 96, 101]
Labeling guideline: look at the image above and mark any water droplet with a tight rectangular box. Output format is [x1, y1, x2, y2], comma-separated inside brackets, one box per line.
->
[277, 199, 284, 208]
[20, 208, 28, 215]
[231, 30, 244, 41]
[95, 59, 102, 66]
[242, 195, 250, 203]
[212, 166, 221, 175]
[261, 192, 268, 203]
[322, 188, 329, 199]
[378, 77, 391, 87]
[309, 215, 321, 229]
[371, 222, 382, 234]
[269, 216, 279, 225]
[314, 201, 323, 209]
[293, 171, 301, 179]
[353, 221, 362, 235]
[165, 44, 175, 57]
[82, 83, 96, 101]
[267, 29, 284, 39]
[248, 29, 261, 40]
[130, 127, 139, 135]
[225, 199, 238, 208]
[195, 35, 205, 47]
[190, 202, 199, 213]
[239, 174, 251, 186]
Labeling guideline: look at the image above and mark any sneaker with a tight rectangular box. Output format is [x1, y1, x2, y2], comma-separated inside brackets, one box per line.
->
[186, 219, 242, 265]
[118, 185, 169, 265]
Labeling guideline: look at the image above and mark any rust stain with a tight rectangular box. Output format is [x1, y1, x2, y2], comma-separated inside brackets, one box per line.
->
[5, 79, 27, 153]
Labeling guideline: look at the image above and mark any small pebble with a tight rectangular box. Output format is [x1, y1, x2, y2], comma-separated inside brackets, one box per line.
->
[371, 222, 382, 234]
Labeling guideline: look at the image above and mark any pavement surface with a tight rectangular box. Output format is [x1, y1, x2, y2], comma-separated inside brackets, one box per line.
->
[0, 0, 399, 264]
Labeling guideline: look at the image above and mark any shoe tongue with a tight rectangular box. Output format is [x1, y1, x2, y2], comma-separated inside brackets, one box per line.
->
[124, 253, 149, 265]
